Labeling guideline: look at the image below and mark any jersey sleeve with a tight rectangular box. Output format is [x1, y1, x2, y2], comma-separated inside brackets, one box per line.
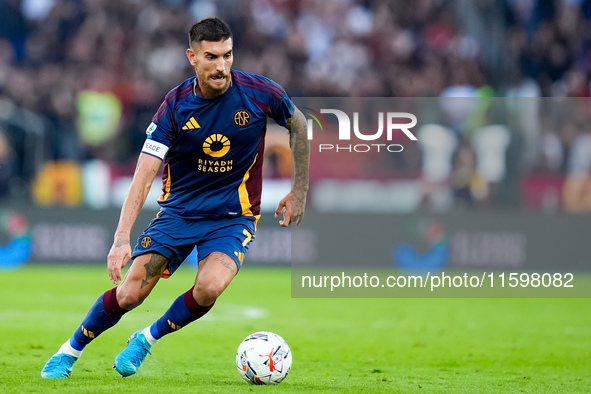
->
[148, 99, 176, 145]
[270, 84, 293, 127]
[257, 76, 293, 127]
[141, 98, 176, 160]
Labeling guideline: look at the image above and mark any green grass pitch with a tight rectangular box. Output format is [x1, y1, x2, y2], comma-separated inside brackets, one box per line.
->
[0, 265, 589, 393]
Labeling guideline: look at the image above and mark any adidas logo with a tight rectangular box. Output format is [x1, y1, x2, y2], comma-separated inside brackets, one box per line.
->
[182, 117, 201, 130]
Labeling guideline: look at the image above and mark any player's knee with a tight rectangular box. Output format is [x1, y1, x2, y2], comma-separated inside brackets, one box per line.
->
[193, 282, 224, 305]
[116, 289, 147, 310]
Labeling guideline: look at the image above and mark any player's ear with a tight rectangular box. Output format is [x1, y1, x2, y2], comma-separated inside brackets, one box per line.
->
[186, 48, 196, 67]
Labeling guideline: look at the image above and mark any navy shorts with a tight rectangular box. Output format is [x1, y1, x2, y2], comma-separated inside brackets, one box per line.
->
[131, 211, 257, 278]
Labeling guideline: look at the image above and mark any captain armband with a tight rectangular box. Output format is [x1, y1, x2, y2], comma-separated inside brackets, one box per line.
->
[141, 139, 169, 160]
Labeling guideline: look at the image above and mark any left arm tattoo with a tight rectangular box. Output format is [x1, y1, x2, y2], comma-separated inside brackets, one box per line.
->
[286, 106, 310, 194]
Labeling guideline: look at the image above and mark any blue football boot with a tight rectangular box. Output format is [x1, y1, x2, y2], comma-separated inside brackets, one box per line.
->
[113, 330, 152, 377]
[41, 353, 78, 378]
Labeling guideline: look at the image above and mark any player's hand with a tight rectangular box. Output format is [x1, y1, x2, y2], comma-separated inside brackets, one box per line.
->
[107, 238, 132, 284]
[275, 190, 307, 227]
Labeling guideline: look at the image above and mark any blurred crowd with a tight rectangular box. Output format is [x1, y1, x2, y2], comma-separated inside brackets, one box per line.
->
[1, 0, 591, 210]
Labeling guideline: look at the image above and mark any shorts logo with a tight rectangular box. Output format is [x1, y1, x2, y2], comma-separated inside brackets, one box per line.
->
[234, 110, 250, 127]
[140, 236, 152, 249]
[203, 134, 231, 158]
[234, 251, 245, 265]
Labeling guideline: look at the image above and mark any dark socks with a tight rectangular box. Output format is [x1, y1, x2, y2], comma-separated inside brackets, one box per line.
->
[149, 286, 214, 340]
[70, 287, 128, 350]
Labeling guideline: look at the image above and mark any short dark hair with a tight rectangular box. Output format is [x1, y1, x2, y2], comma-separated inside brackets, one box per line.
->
[188, 17, 233, 46]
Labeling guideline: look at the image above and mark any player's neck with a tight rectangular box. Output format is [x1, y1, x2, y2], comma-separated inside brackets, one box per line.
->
[193, 78, 230, 98]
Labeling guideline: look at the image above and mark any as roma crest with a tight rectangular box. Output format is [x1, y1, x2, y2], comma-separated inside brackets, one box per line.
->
[140, 236, 152, 249]
[234, 110, 250, 127]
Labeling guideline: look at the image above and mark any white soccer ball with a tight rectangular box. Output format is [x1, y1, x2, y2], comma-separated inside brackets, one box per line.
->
[236, 331, 292, 385]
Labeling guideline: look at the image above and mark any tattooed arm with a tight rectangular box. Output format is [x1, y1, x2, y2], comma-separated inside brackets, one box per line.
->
[108, 153, 162, 284]
[275, 105, 310, 226]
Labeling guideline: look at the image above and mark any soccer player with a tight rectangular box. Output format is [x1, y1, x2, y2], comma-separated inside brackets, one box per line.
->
[41, 17, 309, 379]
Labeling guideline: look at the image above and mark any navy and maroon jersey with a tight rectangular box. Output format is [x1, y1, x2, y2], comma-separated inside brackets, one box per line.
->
[141, 69, 293, 220]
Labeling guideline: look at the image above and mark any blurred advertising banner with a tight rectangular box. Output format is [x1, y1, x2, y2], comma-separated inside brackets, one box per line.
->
[291, 212, 590, 271]
[3, 202, 589, 279]
[291, 97, 591, 297]
[0, 205, 291, 268]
